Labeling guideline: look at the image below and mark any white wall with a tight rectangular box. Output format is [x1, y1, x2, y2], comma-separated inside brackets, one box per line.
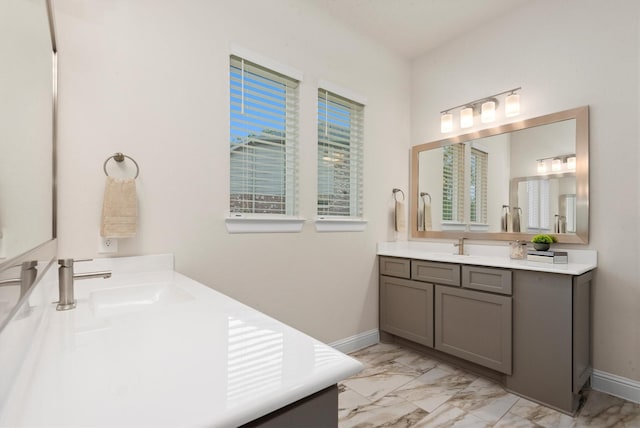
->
[411, 0, 640, 382]
[54, 0, 410, 343]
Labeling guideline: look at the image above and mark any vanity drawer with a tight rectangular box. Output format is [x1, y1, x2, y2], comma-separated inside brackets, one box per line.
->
[379, 257, 411, 279]
[412, 260, 460, 286]
[462, 265, 512, 295]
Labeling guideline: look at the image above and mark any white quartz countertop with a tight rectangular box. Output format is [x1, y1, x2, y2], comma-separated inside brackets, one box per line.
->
[0, 255, 363, 427]
[378, 241, 597, 275]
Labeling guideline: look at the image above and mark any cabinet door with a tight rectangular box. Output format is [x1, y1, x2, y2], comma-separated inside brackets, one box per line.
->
[380, 275, 434, 347]
[435, 285, 512, 374]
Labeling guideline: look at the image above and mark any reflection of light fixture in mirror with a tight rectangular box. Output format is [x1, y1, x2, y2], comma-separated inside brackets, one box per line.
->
[505, 92, 520, 117]
[481, 100, 496, 123]
[537, 154, 576, 174]
[460, 107, 474, 128]
[440, 112, 453, 133]
[537, 159, 547, 174]
[439, 87, 521, 133]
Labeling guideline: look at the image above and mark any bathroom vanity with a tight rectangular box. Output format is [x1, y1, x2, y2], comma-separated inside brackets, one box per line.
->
[377, 241, 596, 415]
[0, 255, 362, 427]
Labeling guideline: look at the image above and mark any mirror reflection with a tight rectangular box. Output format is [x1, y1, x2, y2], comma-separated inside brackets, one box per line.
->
[411, 106, 588, 243]
[0, 0, 54, 261]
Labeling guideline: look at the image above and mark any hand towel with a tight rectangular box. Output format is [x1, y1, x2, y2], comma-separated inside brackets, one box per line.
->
[394, 201, 406, 232]
[423, 202, 432, 231]
[100, 176, 137, 238]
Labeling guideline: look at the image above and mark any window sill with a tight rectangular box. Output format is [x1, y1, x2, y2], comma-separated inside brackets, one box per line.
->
[469, 223, 490, 232]
[314, 218, 368, 232]
[225, 216, 305, 233]
[441, 222, 466, 231]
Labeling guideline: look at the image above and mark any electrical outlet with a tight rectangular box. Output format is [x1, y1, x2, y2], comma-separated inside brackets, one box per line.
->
[98, 236, 118, 253]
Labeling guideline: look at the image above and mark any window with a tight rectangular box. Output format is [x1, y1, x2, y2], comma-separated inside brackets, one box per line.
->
[317, 89, 364, 218]
[229, 55, 299, 216]
[469, 147, 488, 224]
[442, 144, 464, 223]
[527, 179, 551, 232]
[441, 143, 488, 228]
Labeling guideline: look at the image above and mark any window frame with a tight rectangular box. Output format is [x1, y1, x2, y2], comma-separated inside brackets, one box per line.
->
[315, 81, 367, 232]
[226, 48, 304, 233]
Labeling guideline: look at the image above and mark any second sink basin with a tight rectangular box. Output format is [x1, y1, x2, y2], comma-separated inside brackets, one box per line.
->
[89, 283, 194, 318]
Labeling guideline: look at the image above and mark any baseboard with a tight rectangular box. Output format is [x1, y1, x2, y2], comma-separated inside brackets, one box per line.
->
[330, 329, 379, 354]
[591, 369, 640, 404]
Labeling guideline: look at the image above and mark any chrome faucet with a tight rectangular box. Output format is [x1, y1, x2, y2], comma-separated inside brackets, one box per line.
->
[454, 237, 466, 255]
[57, 259, 112, 311]
[0, 261, 38, 300]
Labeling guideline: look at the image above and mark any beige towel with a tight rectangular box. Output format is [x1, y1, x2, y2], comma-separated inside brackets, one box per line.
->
[423, 203, 432, 231]
[101, 176, 137, 238]
[394, 201, 406, 232]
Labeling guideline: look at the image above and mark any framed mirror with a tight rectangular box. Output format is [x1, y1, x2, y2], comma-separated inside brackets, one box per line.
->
[0, 0, 57, 330]
[0, 0, 56, 261]
[410, 106, 589, 243]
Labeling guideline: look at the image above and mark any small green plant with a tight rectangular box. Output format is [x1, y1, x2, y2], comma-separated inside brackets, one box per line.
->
[531, 234, 555, 244]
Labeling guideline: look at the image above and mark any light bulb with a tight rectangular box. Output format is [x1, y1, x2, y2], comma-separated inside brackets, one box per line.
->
[481, 101, 496, 123]
[537, 160, 547, 174]
[552, 158, 562, 172]
[440, 113, 453, 133]
[460, 107, 474, 128]
[567, 156, 576, 170]
[505, 93, 520, 117]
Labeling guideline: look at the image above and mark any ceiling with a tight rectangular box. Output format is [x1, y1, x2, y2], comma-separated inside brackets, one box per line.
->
[316, 0, 531, 59]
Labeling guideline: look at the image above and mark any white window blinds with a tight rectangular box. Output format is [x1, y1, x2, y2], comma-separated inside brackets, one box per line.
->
[527, 179, 551, 231]
[442, 144, 465, 222]
[470, 147, 488, 224]
[229, 55, 299, 215]
[317, 89, 364, 217]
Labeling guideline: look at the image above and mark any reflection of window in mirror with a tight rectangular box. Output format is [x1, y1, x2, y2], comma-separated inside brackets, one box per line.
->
[440, 143, 489, 231]
[470, 147, 488, 225]
[526, 180, 551, 233]
[559, 194, 577, 233]
[442, 144, 464, 226]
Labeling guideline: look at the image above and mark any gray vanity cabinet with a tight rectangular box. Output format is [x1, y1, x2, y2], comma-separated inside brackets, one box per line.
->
[379, 254, 593, 415]
[505, 269, 593, 414]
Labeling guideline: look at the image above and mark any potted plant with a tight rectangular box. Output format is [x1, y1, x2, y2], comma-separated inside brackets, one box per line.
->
[531, 234, 556, 251]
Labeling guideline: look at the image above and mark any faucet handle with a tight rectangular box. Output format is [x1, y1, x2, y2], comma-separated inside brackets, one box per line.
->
[58, 258, 93, 267]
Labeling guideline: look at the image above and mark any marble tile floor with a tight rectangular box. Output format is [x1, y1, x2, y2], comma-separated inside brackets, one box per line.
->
[339, 343, 640, 427]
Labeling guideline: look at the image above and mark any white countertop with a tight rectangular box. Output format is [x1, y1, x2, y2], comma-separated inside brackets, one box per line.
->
[0, 255, 363, 427]
[378, 241, 597, 275]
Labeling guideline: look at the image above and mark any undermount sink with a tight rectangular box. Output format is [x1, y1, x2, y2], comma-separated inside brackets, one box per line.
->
[89, 283, 194, 318]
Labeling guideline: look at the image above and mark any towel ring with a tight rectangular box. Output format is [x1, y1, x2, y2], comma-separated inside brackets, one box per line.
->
[420, 192, 431, 204]
[103, 152, 140, 179]
[392, 188, 405, 202]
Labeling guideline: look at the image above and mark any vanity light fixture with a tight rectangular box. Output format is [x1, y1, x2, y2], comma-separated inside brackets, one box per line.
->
[440, 87, 522, 133]
[460, 107, 474, 128]
[536, 154, 576, 174]
[481, 100, 496, 123]
[505, 91, 520, 117]
[440, 112, 453, 133]
[537, 159, 547, 174]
